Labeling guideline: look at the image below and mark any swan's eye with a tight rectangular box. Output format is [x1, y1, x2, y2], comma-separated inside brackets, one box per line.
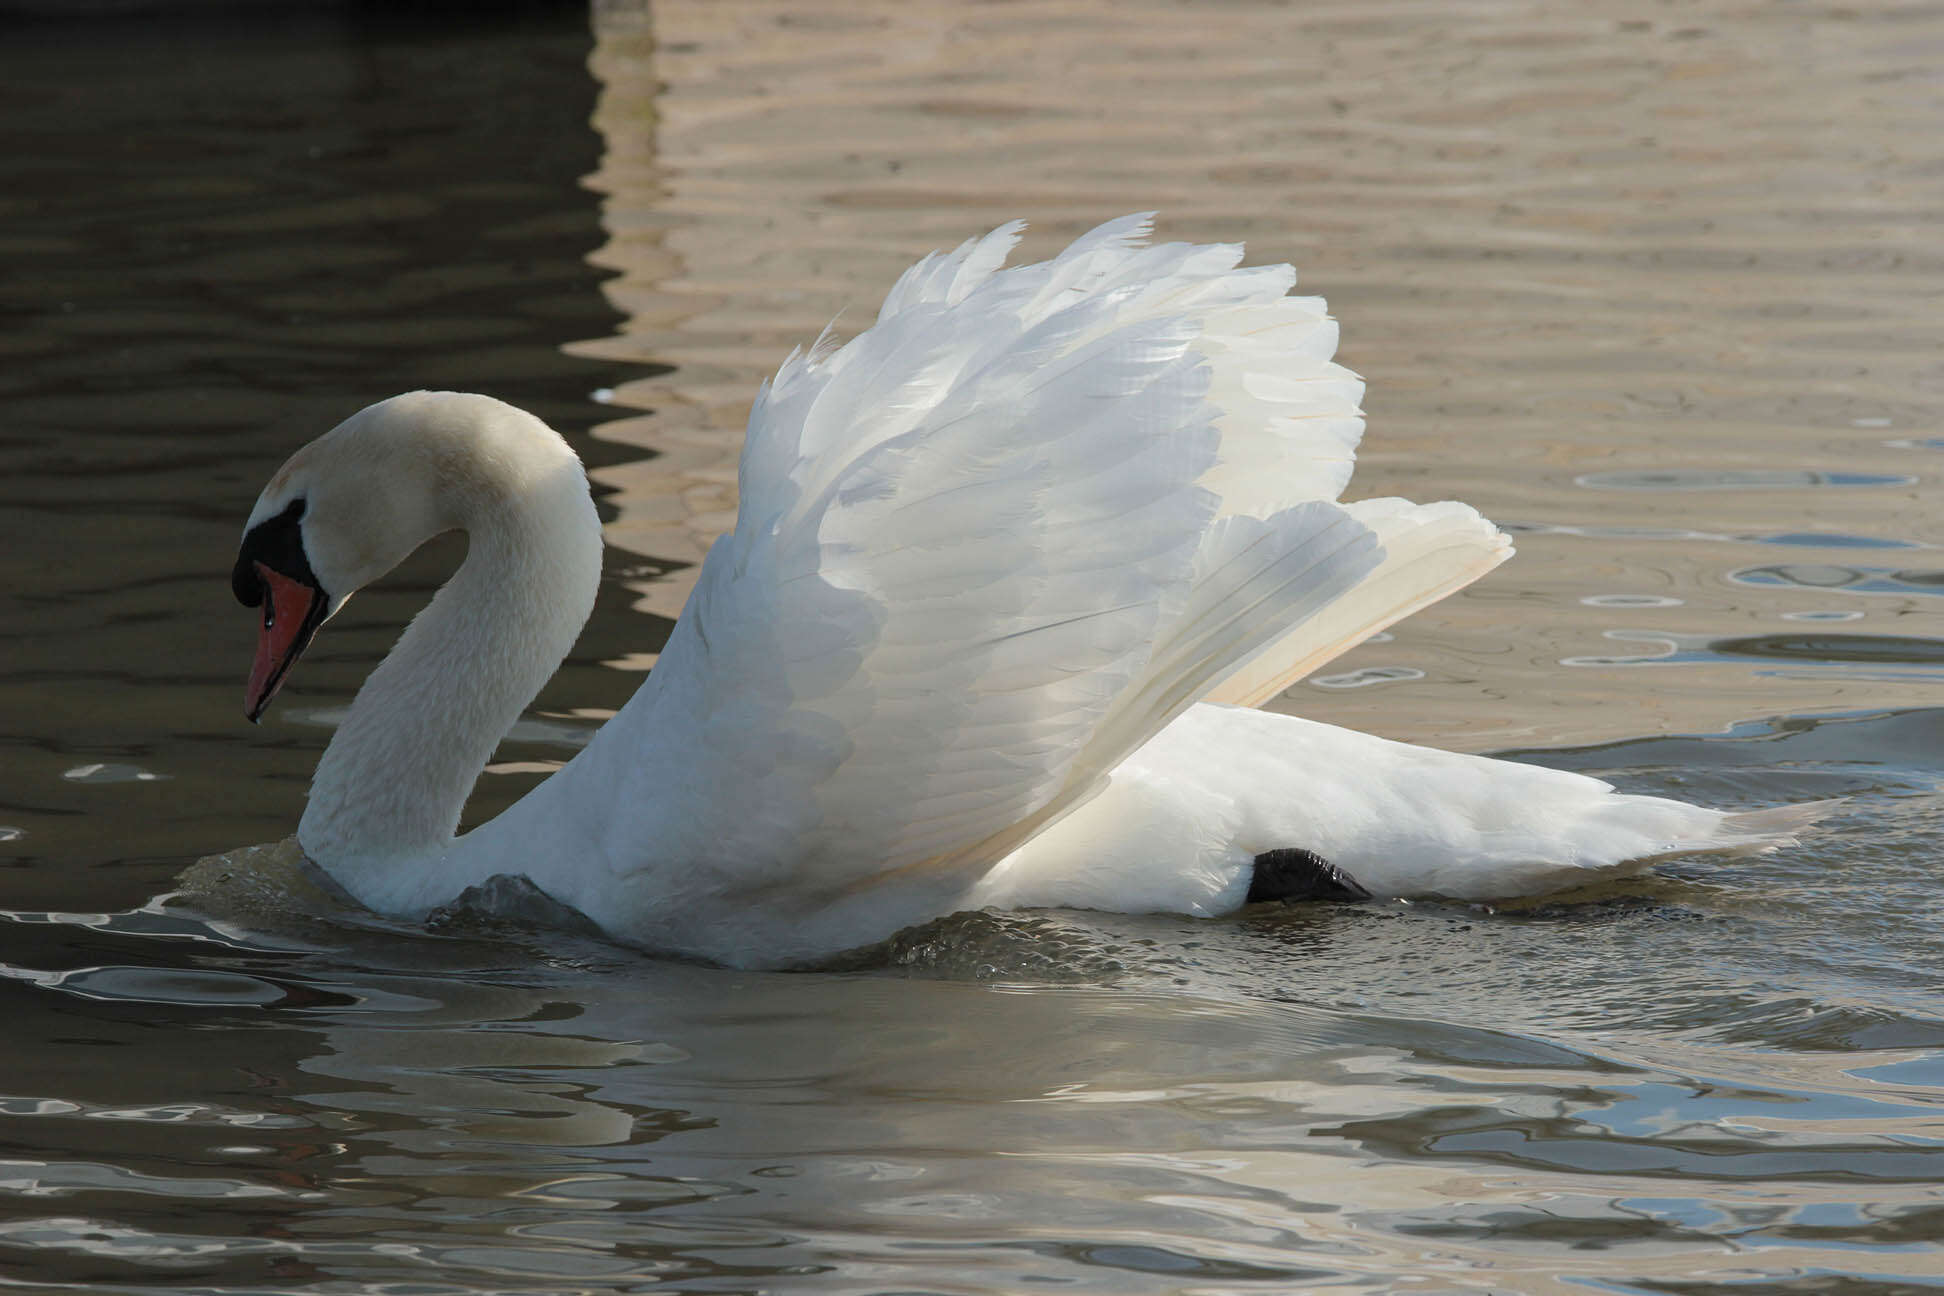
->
[263, 600, 275, 630]
[234, 497, 310, 609]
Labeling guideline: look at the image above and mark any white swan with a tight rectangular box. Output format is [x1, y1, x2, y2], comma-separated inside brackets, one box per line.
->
[233, 215, 1829, 967]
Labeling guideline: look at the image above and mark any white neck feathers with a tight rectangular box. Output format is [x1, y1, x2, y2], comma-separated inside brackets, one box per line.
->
[292, 395, 602, 912]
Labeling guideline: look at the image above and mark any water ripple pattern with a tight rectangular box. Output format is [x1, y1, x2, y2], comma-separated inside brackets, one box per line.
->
[580, 0, 1944, 753]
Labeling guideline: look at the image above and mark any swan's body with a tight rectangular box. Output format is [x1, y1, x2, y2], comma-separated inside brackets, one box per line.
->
[234, 216, 1826, 967]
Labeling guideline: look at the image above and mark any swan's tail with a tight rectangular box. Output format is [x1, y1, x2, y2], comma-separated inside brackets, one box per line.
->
[1475, 794, 1849, 901]
[1672, 797, 1847, 858]
[1347, 786, 1846, 903]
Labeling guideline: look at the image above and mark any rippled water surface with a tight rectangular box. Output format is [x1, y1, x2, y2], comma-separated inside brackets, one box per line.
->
[4, 2, 1944, 1292]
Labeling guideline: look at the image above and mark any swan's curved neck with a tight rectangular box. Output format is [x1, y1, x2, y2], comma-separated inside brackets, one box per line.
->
[298, 463, 601, 913]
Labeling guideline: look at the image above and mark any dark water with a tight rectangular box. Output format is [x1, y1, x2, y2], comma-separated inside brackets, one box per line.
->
[0, 3, 648, 908]
[3, 4, 1944, 1293]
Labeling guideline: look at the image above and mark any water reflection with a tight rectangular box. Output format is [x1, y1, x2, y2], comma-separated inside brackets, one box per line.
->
[1564, 629, 1944, 677]
[14, 711, 1942, 1292]
[14, 752, 1944, 1295]
[570, 0, 1944, 757]
[1308, 665, 1427, 690]
[1583, 593, 1685, 608]
[1733, 563, 1944, 598]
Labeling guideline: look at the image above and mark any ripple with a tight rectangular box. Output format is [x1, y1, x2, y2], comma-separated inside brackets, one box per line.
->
[0, 1215, 294, 1266]
[292, 706, 593, 750]
[1016, 1240, 1333, 1285]
[1582, 593, 1685, 608]
[1576, 468, 1917, 492]
[1712, 633, 1944, 667]
[1381, 1195, 1944, 1259]
[46, 966, 300, 1008]
[1326, 1104, 1944, 1183]
[0, 1094, 314, 1130]
[1745, 531, 1926, 551]
[1308, 665, 1426, 690]
[1501, 520, 1734, 542]
[1562, 628, 1944, 672]
[1731, 563, 1944, 597]
[1852, 1054, 1944, 1088]
[60, 763, 166, 784]
[0, 1158, 294, 1201]
[1561, 630, 1700, 667]
[823, 909, 1130, 982]
[1506, 522, 1930, 550]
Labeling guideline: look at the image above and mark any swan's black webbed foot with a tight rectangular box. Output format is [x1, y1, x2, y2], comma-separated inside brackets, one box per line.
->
[1247, 847, 1371, 904]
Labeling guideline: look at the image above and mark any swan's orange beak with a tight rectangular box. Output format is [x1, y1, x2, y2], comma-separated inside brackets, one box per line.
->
[246, 562, 326, 723]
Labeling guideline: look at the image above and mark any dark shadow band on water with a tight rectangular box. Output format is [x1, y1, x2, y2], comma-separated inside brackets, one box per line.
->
[1575, 468, 1917, 491]
[1731, 562, 1944, 596]
[0, 1, 667, 890]
[1502, 520, 1933, 550]
[1564, 629, 1944, 677]
[1712, 632, 1944, 665]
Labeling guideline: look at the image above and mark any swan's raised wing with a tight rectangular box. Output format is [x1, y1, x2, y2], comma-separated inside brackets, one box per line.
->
[492, 218, 1506, 941]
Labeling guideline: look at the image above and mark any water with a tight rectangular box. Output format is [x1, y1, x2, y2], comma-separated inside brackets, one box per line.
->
[3, 1, 1943, 1291]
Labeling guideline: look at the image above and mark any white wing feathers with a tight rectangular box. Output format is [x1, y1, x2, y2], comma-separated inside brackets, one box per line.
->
[932, 501, 1388, 877]
[1204, 499, 1514, 708]
[614, 217, 1509, 905]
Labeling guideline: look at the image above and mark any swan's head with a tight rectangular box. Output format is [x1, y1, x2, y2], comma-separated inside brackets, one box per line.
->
[233, 390, 566, 722]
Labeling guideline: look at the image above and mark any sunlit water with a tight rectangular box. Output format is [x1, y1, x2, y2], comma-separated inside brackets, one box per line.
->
[3, 2, 1943, 1292]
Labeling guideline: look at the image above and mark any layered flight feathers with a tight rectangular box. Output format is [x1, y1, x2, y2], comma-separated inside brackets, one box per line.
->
[533, 217, 1509, 920]
[1205, 498, 1514, 708]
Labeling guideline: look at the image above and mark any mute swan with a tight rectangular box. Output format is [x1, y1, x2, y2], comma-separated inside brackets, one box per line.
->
[233, 215, 1829, 967]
